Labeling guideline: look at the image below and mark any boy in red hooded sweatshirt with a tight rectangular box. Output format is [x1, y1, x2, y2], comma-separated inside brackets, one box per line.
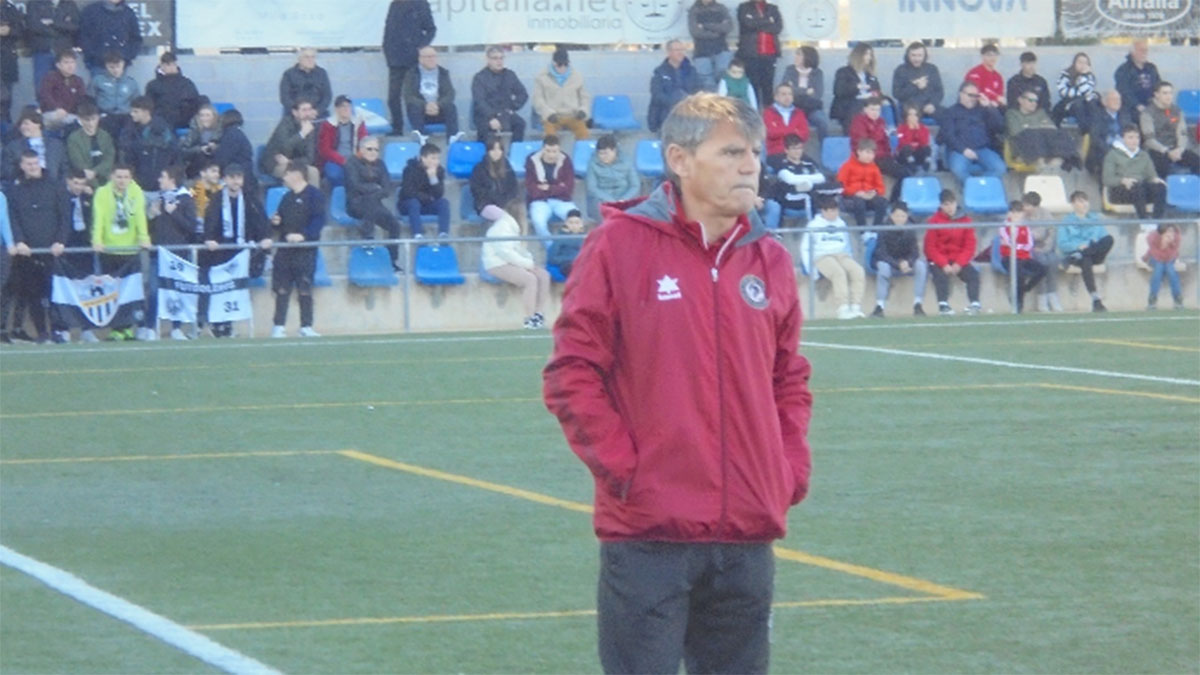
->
[925, 188, 981, 316]
[998, 200, 1046, 313]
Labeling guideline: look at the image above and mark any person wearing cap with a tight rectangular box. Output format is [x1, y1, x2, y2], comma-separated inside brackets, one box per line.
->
[317, 95, 367, 186]
[532, 47, 591, 140]
[402, 46, 459, 139]
[1006, 51, 1051, 113]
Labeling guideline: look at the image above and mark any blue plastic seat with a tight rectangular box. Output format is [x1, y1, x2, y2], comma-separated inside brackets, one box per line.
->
[458, 184, 485, 225]
[880, 104, 896, 128]
[384, 141, 420, 180]
[414, 244, 465, 285]
[547, 264, 567, 282]
[264, 186, 288, 216]
[591, 95, 640, 131]
[573, 138, 597, 178]
[447, 140, 485, 179]
[254, 144, 280, 187]
[820, 136, 851, 172]
[963, 176, 1008, 214]
[313, 249, 332, 287]
[479, 258, 503, 284]
[212, 101, 235, 115]
[348, 246, 398, 287]
[422, 122, 447, 135]
[1177, 89, 1200, 125]
[1167, 173, 1200, 212]
[900, 176, 941, 215]
[175, 127, 189, 139]
[354, 97, 391, 135]
[329, 186, 360, 227]
[635, 139, 663, 178]
[508, 140, 541, 178]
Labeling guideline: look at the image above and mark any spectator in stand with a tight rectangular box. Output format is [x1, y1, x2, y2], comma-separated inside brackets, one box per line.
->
[1021, 191, 1061, 313]
[398, 141, 450, 239]
[279, 48, 332, 119]
[36, 48, 85, 131]
[892, 42, 944, 121]
[90, 162, 148, 341]
[1005, 89, 1081, 172]
[925, 189, 981, 316]
[0, 2, 23, 124]
[1086, 90, 1131, 178]
[344, 137, 401, 270]
[117, 96, 178, 192]
[998, 199, 1046, 313]
[0, 190, 10, 342]
[402, 46, 459, 139]
[63, 167, 93, 273]
[88, 51, 139, 138]
[1058, 190, 1112, 312]
[261, 99, 320, 187]
[190, 159, 222, 220]
[767, 133, 838, 216]
[26, 0, 79, 92]
[965, 44, 1005, 109]
[1143, 223, 1184, 310]
[469, 135, 521, 219]
[838, 138, 888, 228]
[831, 43, 882, 132]
[144, 52, 201, 131]
[66, 101, 114, 185]
[533, 47, 591, 140]
[316, 95, 366, 186]
[849, 96, 909, 196]
[585, 134, 639, 220]
[800, 197, 865, 320]
[716, 58, 757, 110]
[7, 150, 69, 343]
[78, 0, 141, 77]
[1114, 39, 1160, 119]
[472, 46, 528, 142]
[754, 162, 781, 230]
[940, 81, 1006, 184]
[179, 103, 222, 179]
[214, 108, 254, 192]
[3, 108, 68, 183]
[763, 83, 809, 160]
[870, 201, 928, 318]
[1053, 52, 1101, 128]
[269, 161, 324, 338]
[1140, 81, 1200, 178]
[1103, 124, 1166, 221]
[735, 0, 782, 106]
[546, 208, 586, 278]
[688, 0, 733, 91]
[1005, 51, 1051, 112]
[525, 134, 578, 249]
[202, 164, 271, 338]
[781, 46, 828, 140]
[383, 0, 436, 136]
[481, 203, 550, 329]
[896, 105, 932, 172]
[648, 40, 699, 134]
[146, 164, 197, 340]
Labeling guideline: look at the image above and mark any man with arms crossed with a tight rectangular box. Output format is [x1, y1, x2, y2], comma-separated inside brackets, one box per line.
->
[543, 92, 813, 674]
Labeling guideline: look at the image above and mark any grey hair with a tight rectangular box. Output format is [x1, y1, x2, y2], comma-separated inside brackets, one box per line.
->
[660, 93, 765, 182]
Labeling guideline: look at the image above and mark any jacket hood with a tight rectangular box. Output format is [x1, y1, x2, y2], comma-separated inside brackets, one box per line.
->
[605, 181, 768, 250]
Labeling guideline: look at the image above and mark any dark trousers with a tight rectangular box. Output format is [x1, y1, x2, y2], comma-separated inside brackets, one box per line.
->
[877, 155, 912, 199]
[597, 541, 773, 675]
[272, 248, 316, 328]
[1000, 258, 1047, 311]
[897, 145, 931, 170]
[930, 263, 980, 304]
[1148, 148, 1200, 179]
[743, 57, 776, 111]
[474, 111, 525, 142]
[1109, 181, 1166, 219]
[388, 66, 411, 134]
[0, 249, 11, 334]
[842, 194, 889, 226]
[350, 196, 402, 264]
[1061, 235, 1113, 293]
[10, 255, 52, 337]
[400, 197, 450, 238]
[406, 101, 459, 136]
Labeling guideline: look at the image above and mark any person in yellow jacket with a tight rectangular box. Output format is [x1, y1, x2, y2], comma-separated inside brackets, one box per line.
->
[89, 162, 150, 340]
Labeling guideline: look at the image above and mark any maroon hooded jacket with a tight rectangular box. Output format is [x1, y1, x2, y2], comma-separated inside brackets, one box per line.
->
[543, 182, 812, 543]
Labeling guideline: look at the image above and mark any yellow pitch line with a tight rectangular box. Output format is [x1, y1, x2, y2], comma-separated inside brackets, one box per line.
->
[1086, 338, 1200, 353]
[1036, 383, 1200, 404]
[0, 397, 541, 420]
[0, 450, 339, 465]
[0, 355, 544, 377]
[771, 547, 984, 600]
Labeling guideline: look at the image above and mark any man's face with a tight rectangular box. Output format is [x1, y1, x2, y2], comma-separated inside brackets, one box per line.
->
[158, 170, 175, 191]
[200, 165, 221, 185]
[105, 59, 124, 78]
[335, 102, 352, 123]
[1019, 59, 1035, 76]
[864, 104, 881, 120]
[486, 51, 505, 72]
[1154, 86, 1174, 108]
[907, 47, 925, 67]
[19, 156, 42, 179]
[67, 177, 88, 194]
[294, 102, 315, 121]
[1104, 90, 1122, 112]
[554, 62, 569, 74]
[283, 170, 305, 190]
[773, 86, 793, 107]
[563, 216, 584, 233]
[785, 144, 803, 162]
[112, 169, 132, 191]
[667, 42, 686, 67]
[419, 47, 437, 69]
[80, 115, 100, 135]
[983, 51, 999, 69]
[57, 56, 77, 77]
[889, 208, 908, 226]
[197, 107, 215, 128]
[1123, 129, 1141, 150]
[298, 50, 316, 71]
[224, 173, 244, 194]
[160, 60, 178, 75]
[959, 86, 979, 108]
[19, 119, 41, 138]
[1019, 93, 1038, 113]
[596, 147, 616, 165]
[420, 152, 441, 172]
[1132, 41, 1148, 65]
[541, 144, 562, 164]
[670, 121, 760, 220]
[360, 141, 381, 160]
[940, 199, 957, 216]
[130, 107, 150, 124]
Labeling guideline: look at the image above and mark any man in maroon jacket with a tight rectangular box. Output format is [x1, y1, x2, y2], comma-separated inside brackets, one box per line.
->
[924, 188, 981, 316]
[543, 93, 813, 674]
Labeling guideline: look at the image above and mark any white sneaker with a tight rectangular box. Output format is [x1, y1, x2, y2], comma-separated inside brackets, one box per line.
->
[836, 304, 855, 320]
[80, 329, 99, 343]
[137, 327, 159, 341]
[966, 302, 982, 316]
[169, 328, 188, 340]
[298, 326, 321, 338]
[271, 325, 287, 338]
[850, 303, 866, 318]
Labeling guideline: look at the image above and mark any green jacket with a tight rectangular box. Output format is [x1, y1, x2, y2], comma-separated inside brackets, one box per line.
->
[1005, 107, 1054, 137]
[92, 181, 149, 249]
[1101, 142, 1158, 188]
[259, 115, 317, 176]
[66, 127, 116, 183]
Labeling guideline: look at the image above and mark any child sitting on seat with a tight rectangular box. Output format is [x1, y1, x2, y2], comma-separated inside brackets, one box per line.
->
[717, 58, 758, 110]
[801, 197, 866, 320]
[896, 105, 932, 172]
[547, 209, 587, 278]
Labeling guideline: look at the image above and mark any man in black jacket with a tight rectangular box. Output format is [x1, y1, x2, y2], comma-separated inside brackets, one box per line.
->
[8, 150, 69, 342]
[145, 52, 202, 130]
[0, 1, 23, 124]
[279, 48, 332, 119]
[118, 96, 179, 191]
[260, 99, 320, 186]
[383, 0, 436, 135]
[25, 0, 79, 93]
[202, 164, 271, 338]
[78, 0, 141, 77]
[472, 47, 527, 141]
[3, 108, 68, 184]
[398, 142, 449, 240]
[345, 137, 402, 269]
[269, 161, 324, 338]
[145, 164, 196, 339]
[688, 0, 732, 91]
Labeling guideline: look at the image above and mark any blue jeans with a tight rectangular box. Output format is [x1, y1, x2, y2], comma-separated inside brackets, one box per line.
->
[529, 198, 579, 249]
[1149, 259, 1181, 302]
[692, 51, 733, 92]
[324, 162, 345, 186]
[947, 148, 1006, 184]
[875, 258, 929, 305]
[805, 109, 830, 141]
[759, 198, 782, 230]
[401, 197, 450, 237]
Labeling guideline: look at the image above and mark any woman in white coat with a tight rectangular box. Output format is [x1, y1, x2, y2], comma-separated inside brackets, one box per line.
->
[480, 205, 551, 329]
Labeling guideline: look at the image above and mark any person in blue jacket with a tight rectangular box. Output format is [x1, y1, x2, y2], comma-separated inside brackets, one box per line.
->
[939, 81, 1006, 185]
[78, 0, 142, 77]
[648, 40, 699, 133]
[1058, 190, 1113, 313]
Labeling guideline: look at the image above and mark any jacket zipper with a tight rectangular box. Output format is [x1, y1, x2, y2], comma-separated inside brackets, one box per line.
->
[711, 225, 740, 537]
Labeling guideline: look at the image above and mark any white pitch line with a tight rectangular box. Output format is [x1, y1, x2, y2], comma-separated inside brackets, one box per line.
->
[805, 341, 1200, 387]
[0, 544, 282, 675]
